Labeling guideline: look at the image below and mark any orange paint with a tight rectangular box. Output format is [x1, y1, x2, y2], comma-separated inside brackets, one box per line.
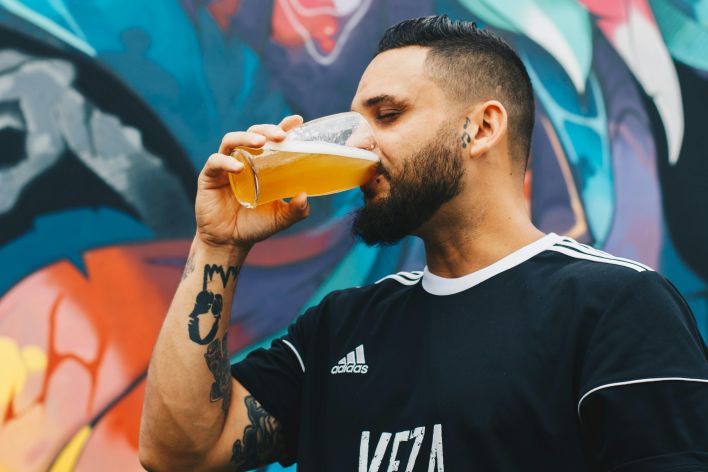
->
[0, 241, 186, 470]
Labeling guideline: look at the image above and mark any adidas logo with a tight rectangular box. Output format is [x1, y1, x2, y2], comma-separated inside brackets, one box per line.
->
[330, 344, 368, 374]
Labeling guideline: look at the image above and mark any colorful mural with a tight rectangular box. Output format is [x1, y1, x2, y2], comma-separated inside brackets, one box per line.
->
[0, 1, 706, 470]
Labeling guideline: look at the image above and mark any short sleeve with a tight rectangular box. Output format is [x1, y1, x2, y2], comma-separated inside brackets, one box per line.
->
[230, 303, 319, 464]
[578, 271, 708, 471]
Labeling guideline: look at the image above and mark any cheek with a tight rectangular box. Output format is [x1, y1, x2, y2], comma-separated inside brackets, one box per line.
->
[375, 118, 436, 164]
[375, 134, 419, 175]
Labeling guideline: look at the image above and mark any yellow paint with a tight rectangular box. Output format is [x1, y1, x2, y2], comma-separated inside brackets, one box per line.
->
[0, 337, 47, 421]
[0, 337, 25, 417]
[20, 345, 47, 372]
[49, 425, 93, 472]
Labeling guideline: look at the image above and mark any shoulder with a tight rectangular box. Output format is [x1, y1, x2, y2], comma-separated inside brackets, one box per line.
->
[538, 237, 698, 336]
[313, 270, 422, 311]
[540, 235, 654, 288]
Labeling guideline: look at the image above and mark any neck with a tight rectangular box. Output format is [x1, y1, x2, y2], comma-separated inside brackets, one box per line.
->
[419, 194, 544, 278]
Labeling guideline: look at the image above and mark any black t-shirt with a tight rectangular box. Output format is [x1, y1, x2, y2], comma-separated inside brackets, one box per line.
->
[231, 233, 708, 471]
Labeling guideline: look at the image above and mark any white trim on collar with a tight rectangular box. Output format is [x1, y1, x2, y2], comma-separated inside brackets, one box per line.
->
[421, 233, 562, 296]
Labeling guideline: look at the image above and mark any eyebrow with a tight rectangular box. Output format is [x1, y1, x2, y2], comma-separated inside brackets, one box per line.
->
[354, 94, 409, 111]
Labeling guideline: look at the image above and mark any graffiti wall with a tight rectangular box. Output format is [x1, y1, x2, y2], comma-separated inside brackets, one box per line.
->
[0, 1, 706, 470]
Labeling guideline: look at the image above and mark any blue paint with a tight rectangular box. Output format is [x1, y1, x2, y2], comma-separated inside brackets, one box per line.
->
[0, 0, 95, 54]
[660, 227, 708, 342]
[8, 1, 290, 167]
[0, 207, 153, 296]
[265, 463, 296, 471]
[523, 44, 613, 245]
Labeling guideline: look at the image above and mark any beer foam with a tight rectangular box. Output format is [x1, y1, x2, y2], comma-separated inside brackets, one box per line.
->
[267, 140, 379, 161]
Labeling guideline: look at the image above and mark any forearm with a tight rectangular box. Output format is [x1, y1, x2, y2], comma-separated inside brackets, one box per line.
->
[140, 236, 248, 465]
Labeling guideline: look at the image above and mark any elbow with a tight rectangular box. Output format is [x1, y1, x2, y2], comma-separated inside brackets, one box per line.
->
[139, 411, 211, 470]
[139, 437, 207, 472]
[138, 447, 159, 472]
[139, 421, 161, 471]
[138, 446, 193, 472]
[138, 432, 178, 472]
[138, 438, 168, 472]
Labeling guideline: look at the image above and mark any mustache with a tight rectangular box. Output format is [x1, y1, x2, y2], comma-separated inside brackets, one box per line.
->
[375, 162, 392, 181]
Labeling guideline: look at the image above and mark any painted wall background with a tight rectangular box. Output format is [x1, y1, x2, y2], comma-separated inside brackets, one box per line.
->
[0, 0, 706, 470]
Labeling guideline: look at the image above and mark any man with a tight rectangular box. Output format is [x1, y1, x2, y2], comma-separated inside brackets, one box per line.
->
[139, 16, 708, 471]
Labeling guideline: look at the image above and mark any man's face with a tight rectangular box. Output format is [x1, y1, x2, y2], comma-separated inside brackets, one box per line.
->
[350, 47, 465, 245]
[351, 123, 464, 245]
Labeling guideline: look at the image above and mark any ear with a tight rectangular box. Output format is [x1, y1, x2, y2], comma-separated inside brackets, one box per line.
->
[462, 100, 508, 158]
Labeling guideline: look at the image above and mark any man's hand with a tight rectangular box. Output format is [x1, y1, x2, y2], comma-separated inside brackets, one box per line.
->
[140, 115, 308, 471]
[195, 114, 310, 249]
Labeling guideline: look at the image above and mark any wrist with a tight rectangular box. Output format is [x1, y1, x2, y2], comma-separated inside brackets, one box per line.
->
[192, 235, 251, 262]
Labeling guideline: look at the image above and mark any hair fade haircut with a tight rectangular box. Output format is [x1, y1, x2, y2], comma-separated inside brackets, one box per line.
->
[376, 15, 535, 168]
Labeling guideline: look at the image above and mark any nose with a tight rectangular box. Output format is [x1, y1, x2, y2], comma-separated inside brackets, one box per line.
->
[346, 120, 376, 152]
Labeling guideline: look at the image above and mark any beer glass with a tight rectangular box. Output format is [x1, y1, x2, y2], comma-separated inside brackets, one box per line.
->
[228, 112, 379, 208]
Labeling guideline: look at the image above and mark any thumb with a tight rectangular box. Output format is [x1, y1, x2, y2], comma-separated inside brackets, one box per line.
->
[277, 192, 310, 228]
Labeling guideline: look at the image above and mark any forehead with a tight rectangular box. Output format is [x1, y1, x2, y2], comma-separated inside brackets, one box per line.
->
[352, 46, 439, 109]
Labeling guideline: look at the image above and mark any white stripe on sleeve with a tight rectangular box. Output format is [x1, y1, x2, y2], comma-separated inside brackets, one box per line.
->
[281, 339, 305, 373]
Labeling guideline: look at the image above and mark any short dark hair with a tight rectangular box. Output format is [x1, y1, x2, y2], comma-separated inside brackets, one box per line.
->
[376, 15, 535, 168]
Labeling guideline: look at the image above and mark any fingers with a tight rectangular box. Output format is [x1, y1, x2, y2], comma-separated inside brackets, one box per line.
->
[279, 114, 304, 132]
[219, 132, 266, 155]
[290, 192, 309, 212]
[277, 192, 310, 228]
[219, 115, 303, 155]
[247, 123, 287, 142]
[202, 153, 244, 179]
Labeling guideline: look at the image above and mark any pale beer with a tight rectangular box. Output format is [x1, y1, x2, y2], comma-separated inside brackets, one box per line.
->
[229, 141, 379, 208]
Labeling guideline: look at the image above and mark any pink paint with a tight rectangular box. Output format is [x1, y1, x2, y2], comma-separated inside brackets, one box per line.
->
[579, 0, 655, 39]
[54, 297, 99, 363]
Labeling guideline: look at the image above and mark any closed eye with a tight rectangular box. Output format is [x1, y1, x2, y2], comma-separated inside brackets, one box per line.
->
[376, 111, 400, 123]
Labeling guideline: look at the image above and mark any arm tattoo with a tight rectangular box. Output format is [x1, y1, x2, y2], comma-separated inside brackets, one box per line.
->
[187, 264, 241, 345]
[181, 249, 196, 281]
[231, 396, 287, 470]
[204, 332, 232, 417]
[203, 264, 240, 288]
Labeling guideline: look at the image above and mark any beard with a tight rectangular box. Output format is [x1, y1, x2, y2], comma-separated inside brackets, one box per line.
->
[351, 127, 465, 246]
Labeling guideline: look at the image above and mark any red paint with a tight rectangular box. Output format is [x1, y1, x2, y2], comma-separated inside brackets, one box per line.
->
[208, 0, 241, 31]
[272, 0, 340, 53]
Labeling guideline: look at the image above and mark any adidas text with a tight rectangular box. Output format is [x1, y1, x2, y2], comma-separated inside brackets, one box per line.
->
[331, 344, 368, 375]
[331, 364, 368, 374]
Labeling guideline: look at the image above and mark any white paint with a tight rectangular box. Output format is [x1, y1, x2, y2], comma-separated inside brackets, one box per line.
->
[611, 4, 684, 164]
[332, 0, 361, 16]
